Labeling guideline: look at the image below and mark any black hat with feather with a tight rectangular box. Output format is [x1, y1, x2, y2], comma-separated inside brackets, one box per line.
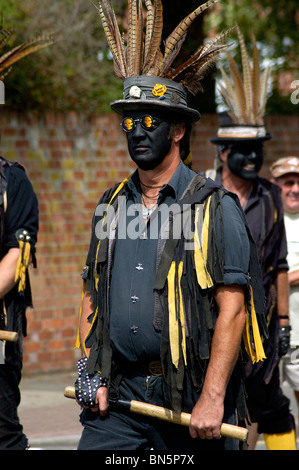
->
[211, 28, 272, 144]
[97, 0, 233, 123]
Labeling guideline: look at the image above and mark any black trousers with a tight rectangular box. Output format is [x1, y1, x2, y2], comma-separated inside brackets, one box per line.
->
[78, 371, 239, 450]
[0, 344, 28, 450]
[245, 362, 294, 434]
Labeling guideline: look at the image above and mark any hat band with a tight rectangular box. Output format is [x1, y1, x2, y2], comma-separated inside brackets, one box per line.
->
[218, 126, 266, 139]
[123, 76, 187, 108]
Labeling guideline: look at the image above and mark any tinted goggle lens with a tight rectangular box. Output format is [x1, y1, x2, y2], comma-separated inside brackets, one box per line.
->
[121, 115, 155, 132]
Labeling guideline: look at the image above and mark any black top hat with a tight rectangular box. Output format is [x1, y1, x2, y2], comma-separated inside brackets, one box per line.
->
[210, 111, 272, 145]
[111, 76, 200, 122]
[211, 29, 272, 145]
[98, 1, 233, 125]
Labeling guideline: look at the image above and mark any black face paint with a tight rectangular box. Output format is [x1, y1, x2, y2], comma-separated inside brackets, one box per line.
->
[125, 111, 172, 171]
[227, 142, 264, 180]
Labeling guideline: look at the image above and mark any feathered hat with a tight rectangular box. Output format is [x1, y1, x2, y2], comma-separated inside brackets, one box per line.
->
[0, 28, 54, 80]
[97, 0, 233, 122]
[211, 28, 272, 144]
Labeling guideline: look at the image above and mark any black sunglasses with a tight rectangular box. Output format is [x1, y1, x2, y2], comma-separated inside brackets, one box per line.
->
[121, 115, 163, 133]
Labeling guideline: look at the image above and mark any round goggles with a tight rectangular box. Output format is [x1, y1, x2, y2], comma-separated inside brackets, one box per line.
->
[121, 115, 162, 133]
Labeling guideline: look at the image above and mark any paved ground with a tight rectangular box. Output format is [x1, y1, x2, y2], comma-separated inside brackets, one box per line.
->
[18, 369, 298, 451]
[19, 370, 82, 450]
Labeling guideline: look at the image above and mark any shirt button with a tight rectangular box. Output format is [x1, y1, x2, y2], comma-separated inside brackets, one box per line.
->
[131, 325, 139, 334]
[136, 263, 144, 271]
[131, 295, 139, 303]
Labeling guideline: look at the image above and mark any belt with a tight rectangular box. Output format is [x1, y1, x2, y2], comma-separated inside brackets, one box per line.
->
[119, 360, 163, 377]
[145, 360, 163, 376]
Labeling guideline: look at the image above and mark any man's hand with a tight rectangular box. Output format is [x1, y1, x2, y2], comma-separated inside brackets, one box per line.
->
[190, 392, 223, 440]
[189, 285, 246, 440]
[76, 384, 109, 416]
[93, 386, 109, 416]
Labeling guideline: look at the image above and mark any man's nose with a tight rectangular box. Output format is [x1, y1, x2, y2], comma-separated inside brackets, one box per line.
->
[132, 121, 146, 139]
[247, 151, 257, 161]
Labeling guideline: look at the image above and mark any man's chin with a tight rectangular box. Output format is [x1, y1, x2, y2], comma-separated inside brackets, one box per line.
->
[130, 154, 165, 171]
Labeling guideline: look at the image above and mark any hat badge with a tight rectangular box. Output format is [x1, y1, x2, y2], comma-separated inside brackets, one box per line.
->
[152, 84, 167, 100]
[129, 85, 143, 99]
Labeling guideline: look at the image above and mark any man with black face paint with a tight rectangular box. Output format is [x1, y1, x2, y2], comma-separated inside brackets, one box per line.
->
[225, 142, 264, 181]
[73, 1, 268, 452]
[209, 128, 296, 449]
[208, 30, 297, 450]
[125, 111, 173, 171]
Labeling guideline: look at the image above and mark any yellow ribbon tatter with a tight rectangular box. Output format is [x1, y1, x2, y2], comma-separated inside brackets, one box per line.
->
[183, 152, 192, 167]
[193, 198, 213, 289]
[167, 261, 187, 369]
[75, 278, 86, 349]
[14, 230, 31, 292]
[243, 285, 266, 364]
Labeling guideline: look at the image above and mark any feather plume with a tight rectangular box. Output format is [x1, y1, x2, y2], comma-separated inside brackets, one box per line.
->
[258, 65, 271, 125]
[0, 33, 54, 78]
[225, 52, 247, 122]
[142, 0, 163, 75]
[134, 0, 144, 75]
[217, 80, 238, 123]
[251, 34, 260, 121]
[217, 29, 271, 125]
[0, 29, 12, 49]
[97, 1, 128, 78]
[96, 0, 231, 94]
[161, 0, 219, 74]
[144, 0, 154, 63]
[237, 28, 253, 122]
[217, 66, 243, 122]
[166, 28, 235, 91]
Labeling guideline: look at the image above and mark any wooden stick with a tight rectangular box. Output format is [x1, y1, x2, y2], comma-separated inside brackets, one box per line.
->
[0, 330, 19, 342]
[64, 386, 248, 442]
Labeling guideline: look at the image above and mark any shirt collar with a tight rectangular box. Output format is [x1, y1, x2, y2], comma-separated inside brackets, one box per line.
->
[126, 161, 196, 202]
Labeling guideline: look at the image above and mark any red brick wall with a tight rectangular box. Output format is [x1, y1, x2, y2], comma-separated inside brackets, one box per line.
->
[0, 110, 298, 375]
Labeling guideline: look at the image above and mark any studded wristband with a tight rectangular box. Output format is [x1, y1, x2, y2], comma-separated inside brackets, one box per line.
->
[74, 357, 107, 407]
[278, 325, 291, 358]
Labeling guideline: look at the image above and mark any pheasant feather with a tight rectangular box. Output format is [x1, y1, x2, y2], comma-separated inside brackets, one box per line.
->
[0, 33, 54, 78]
[251, 34, 261, 121]
[162, 0, 219, 71]
[142, 0, 163, 74]
[217, 29, 271, 126]
[96, 0, 232, 95]
[237, 28, 253, 122]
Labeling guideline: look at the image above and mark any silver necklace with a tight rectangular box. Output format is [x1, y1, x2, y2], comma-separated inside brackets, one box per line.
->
[141, 193, 157, 220]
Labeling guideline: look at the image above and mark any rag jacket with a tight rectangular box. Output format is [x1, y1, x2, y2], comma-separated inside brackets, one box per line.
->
[78, 173, 268, 412]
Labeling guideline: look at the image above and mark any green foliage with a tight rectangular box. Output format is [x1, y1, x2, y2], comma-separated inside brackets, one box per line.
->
[1, 0, 126, 113]
[267, 88, 299, 116]
[205, 0, 299, 67]
[1, 1, 298, 115]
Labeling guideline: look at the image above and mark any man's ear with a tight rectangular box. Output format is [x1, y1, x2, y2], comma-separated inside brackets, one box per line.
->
[173, 123, 186, 143]
[219, 148, 230, 163]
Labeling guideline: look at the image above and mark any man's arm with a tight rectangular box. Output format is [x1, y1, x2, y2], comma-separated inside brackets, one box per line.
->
[288, 269, 299, 287]
[79, 291, 94, 357]
[0, 248, 20, 298]
[78, 290, 109, 416]
[189, 284, 246, 440]
[277, 269, 289, 326]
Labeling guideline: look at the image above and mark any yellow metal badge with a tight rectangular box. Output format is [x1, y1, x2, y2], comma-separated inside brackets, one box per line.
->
[152, 84, 167, 99]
